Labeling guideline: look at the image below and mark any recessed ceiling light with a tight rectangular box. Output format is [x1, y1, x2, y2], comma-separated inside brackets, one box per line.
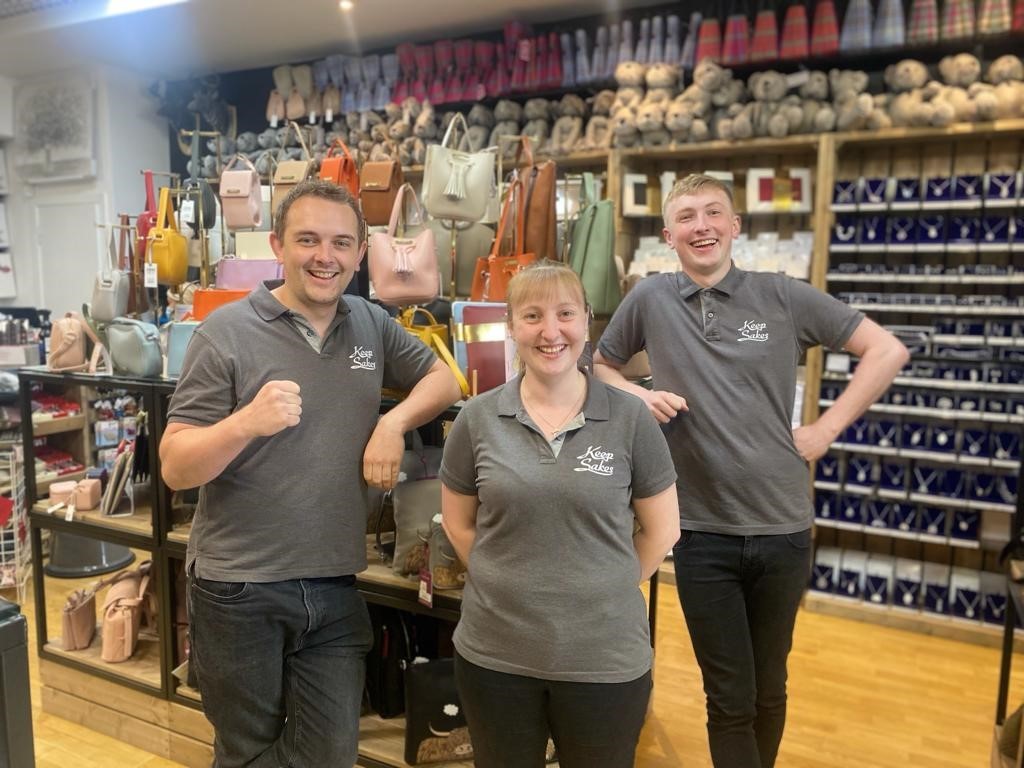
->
[338, 0, 353, 10]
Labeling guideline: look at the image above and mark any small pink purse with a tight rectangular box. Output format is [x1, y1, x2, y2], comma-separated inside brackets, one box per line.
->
[216, 257, 283, 290]
[368, 183, 439, 306]
[219, 154, 264, 231]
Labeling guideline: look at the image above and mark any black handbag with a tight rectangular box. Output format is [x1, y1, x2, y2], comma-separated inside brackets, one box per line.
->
[365, 605, 412, 718]
[404, 657, 474, 765]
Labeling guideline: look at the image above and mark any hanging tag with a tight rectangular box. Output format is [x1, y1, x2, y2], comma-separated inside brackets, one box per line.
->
[64, 502, 76, 522]
[144, 263, 158, 288]
[179, 198, 195, 224]
[325, 108, 334, 124]
[47, 501, 65, 515]
[418, 565, 433, 608]
[308, 110, 317, 124]
[270, 114, 279, 128]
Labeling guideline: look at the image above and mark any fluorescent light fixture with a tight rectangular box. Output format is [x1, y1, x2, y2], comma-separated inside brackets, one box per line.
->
[105, 0, 187, 16]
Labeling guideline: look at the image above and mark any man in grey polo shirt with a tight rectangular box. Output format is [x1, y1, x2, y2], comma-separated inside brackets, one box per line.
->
[594, 174, 908, 768]
[160, 179, 462, 768]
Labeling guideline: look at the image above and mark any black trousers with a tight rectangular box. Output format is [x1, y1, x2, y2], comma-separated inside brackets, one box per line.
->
[454, 652, 652, 768]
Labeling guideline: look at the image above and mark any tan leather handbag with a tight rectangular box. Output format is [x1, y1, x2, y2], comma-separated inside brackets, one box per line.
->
[360, 160, 404, 226]
[101, 560, 157, 663]
[271, 121, 314, 216]
[511, 136, 558, 263]
[220, 153, 263, 231]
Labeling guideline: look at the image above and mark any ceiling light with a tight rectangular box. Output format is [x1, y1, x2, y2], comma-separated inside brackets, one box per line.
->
[338, 0, 353, 10]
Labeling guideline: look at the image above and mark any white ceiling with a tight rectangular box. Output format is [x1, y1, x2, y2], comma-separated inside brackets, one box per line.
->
[0, 0, 666, 80]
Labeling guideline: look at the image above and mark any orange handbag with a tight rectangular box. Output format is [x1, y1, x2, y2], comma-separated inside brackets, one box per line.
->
[319, 138, 360, 199]
[470, 178, 536, 302]
[192, 288, 250, 320]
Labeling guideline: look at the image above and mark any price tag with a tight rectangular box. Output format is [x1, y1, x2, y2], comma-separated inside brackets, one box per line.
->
[308, 111, 317, 124]
[325, 108, 334, 124]
[179, 198, 195, 224]
[46, 501, 64, 515]
[269, 114, 279, 128]
[64, 502, 75, 522]
[825, 352, 851, 373]
[418, 566, 433, 608]
[144, 263, 158, 288]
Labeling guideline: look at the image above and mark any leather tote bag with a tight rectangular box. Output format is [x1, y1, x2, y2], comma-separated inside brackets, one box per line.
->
[107, 317, 162, 377]
[511, 136, 557, 263]
[470, 178, 536, 302]
[369, 183, 440, 306]
[360, 160, 405, 226]
[271, 121, 315, 216]
[219, 153, 264, 231]
[319, 137, 360, 198]
[568, 172, 621, 315]
[92, 229, 130, 323]
[147, 186, 188, 286]
[47, 311, 110, 374]
[421, 112, 497, 223]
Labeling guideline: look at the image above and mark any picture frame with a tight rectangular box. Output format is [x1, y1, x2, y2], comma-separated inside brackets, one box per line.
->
[622, 172, 654, 217]
[745, 167, 813, 213]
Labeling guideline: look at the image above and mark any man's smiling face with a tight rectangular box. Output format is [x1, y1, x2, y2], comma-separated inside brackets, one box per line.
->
[662, 187, 741, 284]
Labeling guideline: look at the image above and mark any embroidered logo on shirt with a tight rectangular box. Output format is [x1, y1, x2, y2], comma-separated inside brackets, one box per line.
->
[349, 346, 377, 370]
[574, 445, 614, 476]
[737, 319, 768, 343]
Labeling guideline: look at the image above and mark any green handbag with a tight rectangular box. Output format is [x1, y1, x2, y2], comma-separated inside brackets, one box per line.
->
[568, 172, 621, 315]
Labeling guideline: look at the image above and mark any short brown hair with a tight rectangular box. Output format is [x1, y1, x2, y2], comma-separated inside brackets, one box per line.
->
[662, 173, 736, 223]
[273, 178, 365, 245]
[506, 261, 589, 373]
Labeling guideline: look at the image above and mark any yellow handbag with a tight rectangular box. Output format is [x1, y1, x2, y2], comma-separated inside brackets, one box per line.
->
[387, 308, 469, 399]
[147, 187, 188, 286]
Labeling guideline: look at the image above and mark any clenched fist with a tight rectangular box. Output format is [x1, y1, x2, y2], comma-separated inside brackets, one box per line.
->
[243, 380, 302, 438]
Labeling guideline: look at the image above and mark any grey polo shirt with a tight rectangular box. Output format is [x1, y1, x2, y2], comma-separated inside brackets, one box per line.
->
[168, 281, 437, 582]
[440, 375, 676, 683]
[598, 264, 863, 535]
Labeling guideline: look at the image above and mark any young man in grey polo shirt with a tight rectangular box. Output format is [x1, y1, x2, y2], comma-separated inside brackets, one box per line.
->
[160, 179, 462, 768]
[594, 174, 908, 768]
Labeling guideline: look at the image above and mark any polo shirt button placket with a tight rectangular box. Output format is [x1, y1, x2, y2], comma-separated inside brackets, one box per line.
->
[700, 291, 719, 340]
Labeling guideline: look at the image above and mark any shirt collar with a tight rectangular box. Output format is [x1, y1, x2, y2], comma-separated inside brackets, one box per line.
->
[249, 279, 353, 323]
[497, 372, 611, 422]
[676, 261, 743, 298]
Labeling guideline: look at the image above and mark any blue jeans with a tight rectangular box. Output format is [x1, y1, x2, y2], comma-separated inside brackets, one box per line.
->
[188, 571, 373, 768]
[673, 529, 812, 768]
[454, 652, 652, 768]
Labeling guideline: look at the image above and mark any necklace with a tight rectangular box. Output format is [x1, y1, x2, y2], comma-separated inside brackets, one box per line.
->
[522, 375, 586, 436]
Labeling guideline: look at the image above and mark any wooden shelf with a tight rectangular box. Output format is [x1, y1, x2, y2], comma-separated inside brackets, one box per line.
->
[31, 413, 86, 436]
[820, 399, 1024, 425]
[43, 634, 162, 689]
[36, 469, 86, 496]
[620, 133, 819, 160]
[359, 713, 473, 768]
[33, 498, 154, 538]
[167, 523, 191, 546]
[833, 118, 1024, 147]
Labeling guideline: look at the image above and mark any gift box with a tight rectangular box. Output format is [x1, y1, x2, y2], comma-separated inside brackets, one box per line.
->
[950, 509, 979, 542]
[981, 573, 1008, 625]
[840, 494, 864, 524]
[864, 499, 891, 529]
[74, 479, 102, 511]
[838, 550, 867, 599]
[922, 176, 953, 207]
[893, 559, 922, 610]
[845, 456, 876, 490]
[858, 177, 889, 210]
[811, 546, 841, 593]
[950, 174, 982, 208]
[857, 215, 886, 252]
[864, 554, 894, 606]
[49, 480, 77, 506]
[830, 179, 859, 211]
[922, 562, 950, 614]
[890, 503, 918, 533]
[950, 568, 981, 621]
[890, 178, 921, 210]
[919, 506, 947, 538]
[984, 171, 1020, 207]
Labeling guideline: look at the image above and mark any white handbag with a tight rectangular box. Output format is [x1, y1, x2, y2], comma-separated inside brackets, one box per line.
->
[92, 230, 131, 323]
[421, 113, 497, 223]
[219, 154, 263, 231]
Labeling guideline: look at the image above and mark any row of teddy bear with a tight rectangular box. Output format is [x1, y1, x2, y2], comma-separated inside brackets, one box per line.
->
[187, 53, 1024, 178]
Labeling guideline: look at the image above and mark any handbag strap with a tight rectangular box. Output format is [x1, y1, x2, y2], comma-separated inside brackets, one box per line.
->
[440, 112, 470, 149]
[325, 137, 356, 163]
[489, 177, 526, 259]
[107, 229, 118, 274]
[155, 187, 178, 233]
[144, 170, 156, 213]
[117, 217, 133, 272]
[284, 120, 312, 159]
[386, 183, 424, 236]
[223, 153, 257, 174]
[400, 306, 439, 329]
[429, 331, 470, 398]
[512, 135, 535, 169]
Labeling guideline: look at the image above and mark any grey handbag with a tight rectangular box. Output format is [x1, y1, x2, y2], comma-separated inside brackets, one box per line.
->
[107, 317, 162, 377]
[92, 231, 131, 323]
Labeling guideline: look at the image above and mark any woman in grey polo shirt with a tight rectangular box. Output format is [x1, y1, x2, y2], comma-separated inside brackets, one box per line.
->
[440, 261, 680, 768]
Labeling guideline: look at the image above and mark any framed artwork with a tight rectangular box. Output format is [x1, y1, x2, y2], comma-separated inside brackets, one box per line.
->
[14, 73, 97, 184]
[746, 167, 813, 213]
[622, 172, 653, 217]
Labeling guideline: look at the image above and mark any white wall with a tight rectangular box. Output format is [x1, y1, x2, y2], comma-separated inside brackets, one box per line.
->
[0, 66, 169, 316]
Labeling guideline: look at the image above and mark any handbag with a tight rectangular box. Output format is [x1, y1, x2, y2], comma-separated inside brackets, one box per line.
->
[271, 121, 314, 216]
[184, 132, 217, 232]
[61, 567, 142, 652]
[117, 213, 151, 318]
[470, 178, 536, 302]
[100, 448, 134, 517]
[216, 256, 282, 290]
[192, 288, 250, 320]
[47, 311, 110, 373]
[429, 518, 466, 590]
[425, 218, 496, 299]
[166, 320, 200, 378]
[365, 605, 413, 718]
[101, 560, 157, 663]
[106, 317, 162, 377]
[396, 306, 449, 348]
[369, 184, 440, 306]
[360, 160, 405, 226]
[421, 112, 498, 223]
[404, 658, 473, 764]
[219, 153, 264, 231]
[147, 186, 188, 286]
[568, 172, 621, 315]
[136, 170, 158, 257]
[511, 137, 557, 263]
[319, 137, 360, 198]
[92, 229, 130, 323]
[392, 478, 441, 577]
[386, 310, 470, 400]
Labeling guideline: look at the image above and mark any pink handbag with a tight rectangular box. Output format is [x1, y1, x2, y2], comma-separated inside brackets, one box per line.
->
[368, 184, 439, 306]
[216, 257, 283, 290]
[219, 154, 263, 231]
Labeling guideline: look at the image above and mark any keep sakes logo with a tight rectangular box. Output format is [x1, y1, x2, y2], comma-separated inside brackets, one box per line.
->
[574, 445, 615, 476]
[349, 346, 376, 370]
[738, 319, 768, 342]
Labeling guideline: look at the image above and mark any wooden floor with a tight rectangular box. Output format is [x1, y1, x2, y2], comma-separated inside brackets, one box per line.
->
[8, 567, 1024, 768]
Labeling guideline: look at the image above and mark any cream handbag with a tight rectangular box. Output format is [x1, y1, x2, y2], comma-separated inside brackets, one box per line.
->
[219, 154, 263, 231]
[421, 113, 497, 223]
[271, 122, 314, 215]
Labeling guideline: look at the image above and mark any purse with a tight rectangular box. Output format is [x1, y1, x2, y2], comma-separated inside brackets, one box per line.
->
[271, 121, 315, 216]
[396, 307, 449, 348]
[216, 256, 282, 290]
[61, 567, 140, 652]
[184, 133, 218, 232]
[470, 178, 536, 302]
[369, 184, 440, 306]
[192, 288, 250, 320]
[360, 160, 405, 226]
[404, 658, 474, 764]
[166, 320, 200, 378]
[92, 229, 130, 323]
[392, 478, 441, 577]
[47, 311, 110, 373]
[319, 137, 360, 198]
[424, 218, 496, 299]
[147, 186, 188, 286]
[101, 560, 157, 663]
[136, 170, 158, 257]
[117, 213, 151, 318]
[100, 448, 135, 517]
[219, 153, 264, 231]
[568, 172, 621, 315]
[106, 317, 162, 377]
[429, 518, 466, 590]
[421, 112, 498, 223]
[511, 136, 557, 263]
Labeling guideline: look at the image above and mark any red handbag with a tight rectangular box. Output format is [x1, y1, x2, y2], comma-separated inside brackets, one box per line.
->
[470, 178, 535, 302]
[319, 138, 360, 199]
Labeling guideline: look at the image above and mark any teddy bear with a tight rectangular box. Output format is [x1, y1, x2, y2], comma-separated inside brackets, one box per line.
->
[522, 98, 553, 149]
[234, 131, 259, 154]
[578, 89, 615, 150]
[923, 53, 997, 124]
[368, 121, 397, 162]
[413, 100, 438, 143]
[610, 105, 641, 148]
[256, 127, 280, 149]
[612, 60, 646, 113]
[544, 94, 586, 155]
[877, 59, 948, 128]
[727, 71, 803, 139]
[665, 98, 710, 144]
[643, 62, 680, 105]
[488, 99, 524, 157]
[459, 103, 494, 152]
[795, 70, 837, 133]
[636, 100, 670, 147]
[980, 54, 1024, 119]
[829, 69, 887, 131]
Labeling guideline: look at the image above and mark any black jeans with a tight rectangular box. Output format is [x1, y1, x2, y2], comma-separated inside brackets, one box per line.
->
[188, 571, 373, 768]
[453, 652, 651, 768]
[673, 529, 812, 768]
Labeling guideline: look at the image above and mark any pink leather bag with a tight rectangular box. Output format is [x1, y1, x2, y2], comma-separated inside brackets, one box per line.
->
[368, 184, 439, 306]
[216, 257, 283, 290]
[219, 154, 263, 231]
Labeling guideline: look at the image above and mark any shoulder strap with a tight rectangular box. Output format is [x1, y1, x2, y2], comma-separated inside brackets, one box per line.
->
[155, 187, 177, 232]
[223, 153, 257, 174]
[429, 332, 470, 398]
[440, 112, 469, 149]
[285, 121, 311, 159]
[326, 137, 355, 163]
[489, 177, 525, 258]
